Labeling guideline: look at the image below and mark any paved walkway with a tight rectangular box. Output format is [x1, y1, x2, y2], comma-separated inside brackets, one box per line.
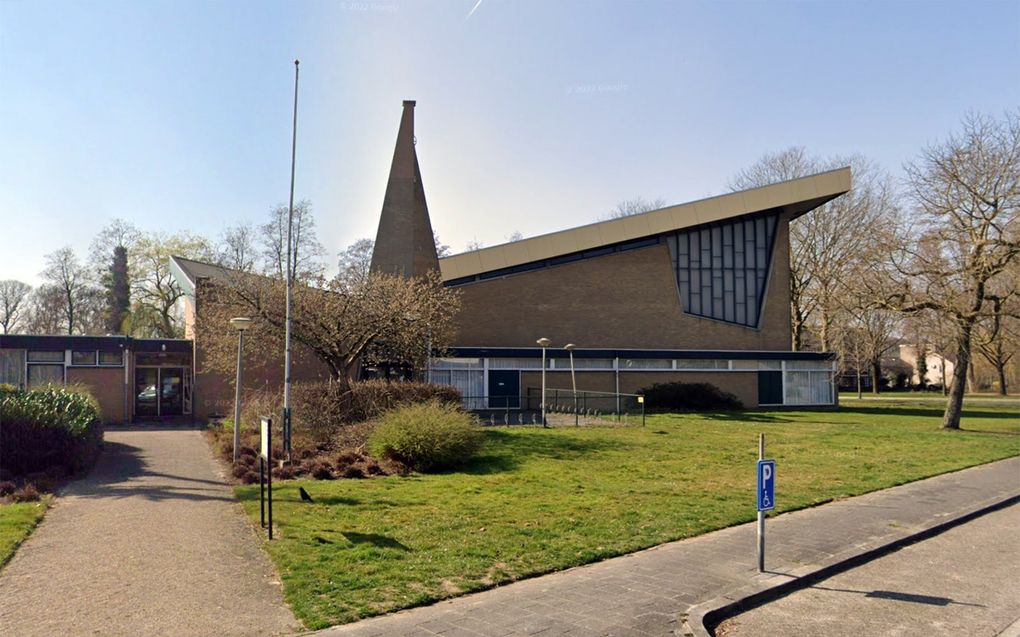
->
[0, 427, 299, 637]
[716, 503, 1020, 637]
[317, 456, 1020, 637]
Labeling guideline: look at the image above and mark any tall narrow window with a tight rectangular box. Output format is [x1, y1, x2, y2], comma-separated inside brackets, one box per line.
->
[666, 211, 779, 327]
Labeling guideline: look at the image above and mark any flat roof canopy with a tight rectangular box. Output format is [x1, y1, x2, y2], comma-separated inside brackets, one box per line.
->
[439, 167, 851, 281]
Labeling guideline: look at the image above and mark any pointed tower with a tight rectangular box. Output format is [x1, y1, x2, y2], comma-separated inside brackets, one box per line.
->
[370, 100, 440, 277]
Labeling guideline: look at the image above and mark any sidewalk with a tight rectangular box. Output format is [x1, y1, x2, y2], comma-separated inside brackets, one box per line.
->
[0, 428, 300, 637]
[316, 456, 1020, 637]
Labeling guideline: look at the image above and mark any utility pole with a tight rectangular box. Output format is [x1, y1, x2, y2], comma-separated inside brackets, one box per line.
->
[283, 59, 300, 461]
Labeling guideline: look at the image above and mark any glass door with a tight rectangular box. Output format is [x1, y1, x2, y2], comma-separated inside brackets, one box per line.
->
[160, 368, 184, 416]
[135, 368, 159, 418]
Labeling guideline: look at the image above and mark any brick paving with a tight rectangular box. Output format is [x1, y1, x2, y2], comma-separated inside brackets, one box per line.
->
[316, 456, 1020, 637]
[0, 427, 299, 637]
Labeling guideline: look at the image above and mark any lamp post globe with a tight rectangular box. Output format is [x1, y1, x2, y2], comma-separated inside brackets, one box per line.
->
[230, 317, 252, 463]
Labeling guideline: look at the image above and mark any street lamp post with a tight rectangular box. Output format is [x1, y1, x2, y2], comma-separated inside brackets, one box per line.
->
[564, 343, 578, 427]
[536, 337, 551, 427]
[229, 317, 253, 463]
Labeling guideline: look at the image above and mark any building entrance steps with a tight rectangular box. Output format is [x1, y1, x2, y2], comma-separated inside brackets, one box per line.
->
[314, 455, 1020, 637]
[0, 429, 299, 637]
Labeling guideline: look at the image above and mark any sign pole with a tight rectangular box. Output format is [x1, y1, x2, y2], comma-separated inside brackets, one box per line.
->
[261, 417, 274, 540]
[757, 432, 765, 573]
[267, 419, 273, 541]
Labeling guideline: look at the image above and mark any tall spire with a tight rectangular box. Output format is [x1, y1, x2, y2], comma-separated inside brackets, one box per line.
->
[370, 100, 439, 277]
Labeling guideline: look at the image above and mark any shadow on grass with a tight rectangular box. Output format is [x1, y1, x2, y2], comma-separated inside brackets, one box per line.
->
[839, 405, 1020, 421]
[700, 412, 795, 423]
[341, 531, 411, 551]
[269, 492, 363, 506]
[458, 430, 626, 474]
[958, 428, 1020, 436]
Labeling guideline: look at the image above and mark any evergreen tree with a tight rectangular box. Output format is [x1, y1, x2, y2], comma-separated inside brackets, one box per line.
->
[105, 245, 130, 334]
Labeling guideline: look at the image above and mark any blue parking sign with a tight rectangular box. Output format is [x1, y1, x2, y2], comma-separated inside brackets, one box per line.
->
[757, 459, 775, 511]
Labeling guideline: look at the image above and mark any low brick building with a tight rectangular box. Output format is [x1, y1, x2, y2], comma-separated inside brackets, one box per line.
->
[0, 335, 194, 423]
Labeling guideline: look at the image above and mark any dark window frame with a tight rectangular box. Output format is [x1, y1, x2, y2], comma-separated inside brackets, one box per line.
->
[666, 210, 780, 328]
[71, 350, 98, 366]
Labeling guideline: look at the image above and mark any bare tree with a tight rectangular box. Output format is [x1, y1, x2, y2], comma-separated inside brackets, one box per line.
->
[88, 218, 142, 277]
[505, 230, 524, 242]
[878, 111, 1019, 429]
[973, 264, 1019, 395]
[337, 238, 376, 282]
[260, 200, 326, 280]
[838, 306, 902, 395]
[200, 270, 460, 389]
[217, 223, 259, 273]
[27, 285, 66, 335]
[0, 280, 32, 334]
[40, 247, 91, 334]
[731, 149, 897, 351]
[604, 197, 667, 220]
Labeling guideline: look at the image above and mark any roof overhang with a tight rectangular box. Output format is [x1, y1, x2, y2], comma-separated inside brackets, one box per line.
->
[438, 167, 851, 281]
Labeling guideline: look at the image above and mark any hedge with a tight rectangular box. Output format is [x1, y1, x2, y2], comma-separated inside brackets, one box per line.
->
[0, 386, 104, 478]
[639, 381, 744, 411]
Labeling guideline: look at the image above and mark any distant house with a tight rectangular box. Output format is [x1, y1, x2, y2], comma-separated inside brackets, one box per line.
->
[839, 342, 956, 392]
[889, 343, 955, 388]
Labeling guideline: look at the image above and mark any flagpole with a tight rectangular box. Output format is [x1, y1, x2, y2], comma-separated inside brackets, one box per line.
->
[283, 59, 300, 461]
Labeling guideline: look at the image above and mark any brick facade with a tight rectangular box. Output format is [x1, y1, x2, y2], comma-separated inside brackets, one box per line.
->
[67, 367, 127, 424]
[450, 213, 792, 351]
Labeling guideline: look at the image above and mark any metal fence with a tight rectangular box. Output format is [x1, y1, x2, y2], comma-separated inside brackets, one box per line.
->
[460, 387, 645, 427]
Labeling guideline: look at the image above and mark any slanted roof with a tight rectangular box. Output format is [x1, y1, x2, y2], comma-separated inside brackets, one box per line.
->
[438, 167, 851, 281]
[169, 255, 230, 299]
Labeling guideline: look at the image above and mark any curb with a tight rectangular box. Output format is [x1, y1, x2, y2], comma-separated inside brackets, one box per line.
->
[681, 492, 1020, 637]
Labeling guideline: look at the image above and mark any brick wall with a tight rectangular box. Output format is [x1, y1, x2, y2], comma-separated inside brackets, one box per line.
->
[67, 367, 127, 424]
[451, 213, 793, 352]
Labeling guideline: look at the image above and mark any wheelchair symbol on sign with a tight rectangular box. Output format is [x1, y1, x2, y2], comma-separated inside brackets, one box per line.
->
[757, 459, 775, 512]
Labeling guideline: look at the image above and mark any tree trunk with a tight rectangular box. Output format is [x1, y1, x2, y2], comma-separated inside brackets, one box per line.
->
[856, 368, 863, 399]
[791, 302, 804, 351]
[871, 359, 882, 394]
[996, 363, 1008, 396]
[942, 327, 972, 430]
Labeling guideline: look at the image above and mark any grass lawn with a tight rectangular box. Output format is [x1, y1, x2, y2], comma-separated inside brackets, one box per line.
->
[0, 497, 51, 569]
[236, 399, 1020, 629]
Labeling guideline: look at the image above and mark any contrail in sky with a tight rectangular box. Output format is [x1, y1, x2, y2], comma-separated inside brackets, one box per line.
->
[465, 0, 484, 21]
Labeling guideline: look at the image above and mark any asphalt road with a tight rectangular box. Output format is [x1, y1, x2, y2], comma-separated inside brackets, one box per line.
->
[717, 502, 1020, 637]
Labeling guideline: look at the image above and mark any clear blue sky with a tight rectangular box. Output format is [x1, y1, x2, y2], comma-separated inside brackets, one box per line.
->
[2, 0, 1018, 285]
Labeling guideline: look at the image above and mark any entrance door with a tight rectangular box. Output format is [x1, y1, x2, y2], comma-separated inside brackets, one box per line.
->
[488, 370, 520, 409]
[135, 367, 185, 419]
[160, 368, 184, 416]
[135, 368, 159, 418]
[758, 371, 783, 406]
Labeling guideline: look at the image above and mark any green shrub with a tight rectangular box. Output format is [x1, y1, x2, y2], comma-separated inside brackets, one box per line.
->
[368, 401, 482, 472]
[291, 380, 462, 445]
[0, 385, 103, 477]
[640, 381, 744, 411]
